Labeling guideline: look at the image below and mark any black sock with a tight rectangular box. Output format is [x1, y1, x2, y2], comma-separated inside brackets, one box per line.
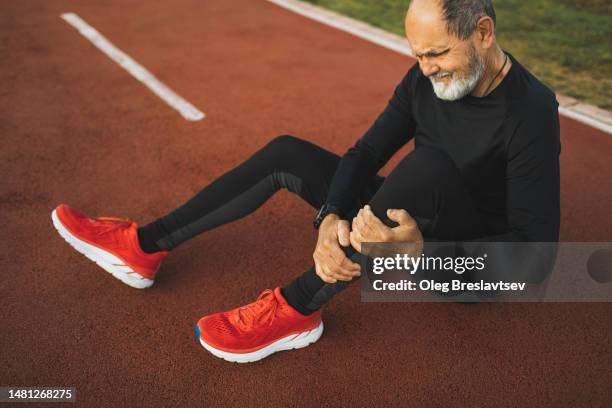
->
[282, 245, 359, 315]
[281, 266, 327, 316]
[137, 220, 169, 254]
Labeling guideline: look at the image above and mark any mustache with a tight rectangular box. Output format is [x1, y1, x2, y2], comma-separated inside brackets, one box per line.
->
[431, 71, 453, 79]
[429, 53, 484, 82]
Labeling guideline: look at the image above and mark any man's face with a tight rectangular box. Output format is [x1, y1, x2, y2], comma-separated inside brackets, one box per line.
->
[405, 1, 485, 101]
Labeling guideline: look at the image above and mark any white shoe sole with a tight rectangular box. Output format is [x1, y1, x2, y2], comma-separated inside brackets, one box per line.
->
[51, 209, 154, 289]
[196, 321, 324, 363]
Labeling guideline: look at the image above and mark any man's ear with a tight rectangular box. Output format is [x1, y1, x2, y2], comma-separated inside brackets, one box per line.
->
[475, 16, 495, 48]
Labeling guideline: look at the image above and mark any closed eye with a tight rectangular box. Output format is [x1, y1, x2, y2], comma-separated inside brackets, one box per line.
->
[416, 48, 450, 59]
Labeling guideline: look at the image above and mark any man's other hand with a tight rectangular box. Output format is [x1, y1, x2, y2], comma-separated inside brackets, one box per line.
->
[350, 205, 423, 255]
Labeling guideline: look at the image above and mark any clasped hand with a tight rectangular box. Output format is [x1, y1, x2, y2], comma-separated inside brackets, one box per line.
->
[313, 205, 423, 284]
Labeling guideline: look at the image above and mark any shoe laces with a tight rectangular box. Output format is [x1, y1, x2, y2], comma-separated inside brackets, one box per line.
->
[91, 216, 134, 236]
[231, 289, 279, 331]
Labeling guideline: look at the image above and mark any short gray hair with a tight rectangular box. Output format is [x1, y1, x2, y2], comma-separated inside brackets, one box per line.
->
[440, 0, 497, 40]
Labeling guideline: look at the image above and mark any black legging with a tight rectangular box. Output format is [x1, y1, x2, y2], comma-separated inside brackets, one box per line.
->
[138, 135, 488, 314]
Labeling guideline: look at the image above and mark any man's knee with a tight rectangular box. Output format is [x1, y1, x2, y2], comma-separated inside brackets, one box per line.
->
[254, 134, 309, 171]
[366, 147, 463, 230]
[265, 134, 307, 154]
[408, 146, 459, 179]
[262, 134, 329, 173]
[386, 146, 463, 197]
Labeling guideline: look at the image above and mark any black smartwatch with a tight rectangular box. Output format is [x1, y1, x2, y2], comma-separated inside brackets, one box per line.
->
[313, 204, 341, 229]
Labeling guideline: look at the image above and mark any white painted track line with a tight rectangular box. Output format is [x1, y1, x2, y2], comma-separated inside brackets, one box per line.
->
[266, 0, 612, 134]
[267, 0, 414, 57]
[61, 12, 205, 122]
[558, 106, 612, 134]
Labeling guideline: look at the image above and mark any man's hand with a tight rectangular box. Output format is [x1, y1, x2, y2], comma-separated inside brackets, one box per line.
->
[313, 214, 361, 284]
[350, 205, 424, 256]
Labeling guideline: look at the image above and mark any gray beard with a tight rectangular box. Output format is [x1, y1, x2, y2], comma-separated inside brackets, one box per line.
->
[429, 46, 485, 101]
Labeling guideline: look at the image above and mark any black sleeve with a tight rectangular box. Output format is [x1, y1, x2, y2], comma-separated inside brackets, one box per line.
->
[471, 96, 561, 243]
[324, 65, 418, 218]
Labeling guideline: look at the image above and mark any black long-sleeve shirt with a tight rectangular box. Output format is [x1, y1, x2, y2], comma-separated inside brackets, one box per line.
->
[325, 51, 561, 242]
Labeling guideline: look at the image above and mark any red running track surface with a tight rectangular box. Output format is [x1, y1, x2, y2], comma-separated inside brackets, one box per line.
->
[1, 0, 611, 406]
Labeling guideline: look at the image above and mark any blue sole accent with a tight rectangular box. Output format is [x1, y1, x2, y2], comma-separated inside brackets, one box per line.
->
[195, 323, 201, 342]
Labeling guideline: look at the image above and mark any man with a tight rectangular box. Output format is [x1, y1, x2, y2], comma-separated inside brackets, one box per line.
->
[51, 0, 560, 363]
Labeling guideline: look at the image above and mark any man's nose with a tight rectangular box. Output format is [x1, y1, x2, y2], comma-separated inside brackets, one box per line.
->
[419, 60, 440, 77]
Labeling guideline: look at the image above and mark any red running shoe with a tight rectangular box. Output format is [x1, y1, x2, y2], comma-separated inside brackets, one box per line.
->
[195, 287, 323, 363]
[51, 204, 169, 289]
